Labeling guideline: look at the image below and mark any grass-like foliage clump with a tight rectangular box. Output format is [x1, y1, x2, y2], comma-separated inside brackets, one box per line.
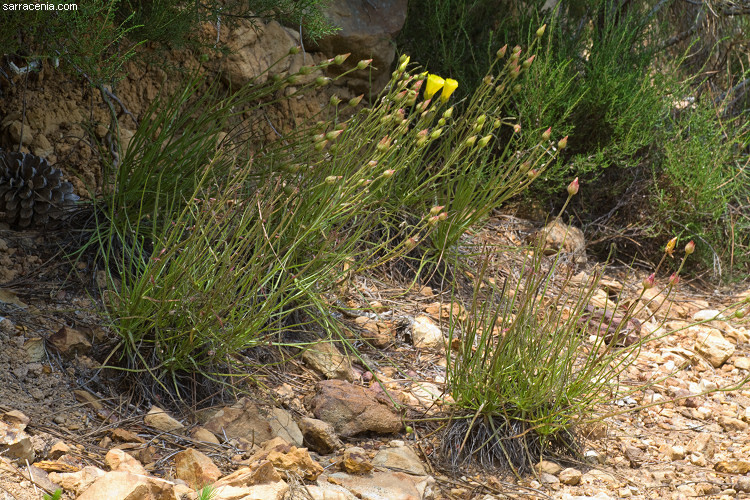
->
[89, 33, 567, 403]
[442, 188, 694, 473]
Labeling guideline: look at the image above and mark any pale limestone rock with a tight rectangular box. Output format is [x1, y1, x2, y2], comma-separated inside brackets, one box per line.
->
[411, 315, 443, 349]
[49, 466, 106, 496]
[212, 481, 289, 500]
[693, 328, 735, 367]
[373, 442, 426, 476]
[267, 408, 303, 447]
[77, 471, 174, 500]
[535, 460, 562, 475]
[105, 448, 147, 475]
[558, 467, 582, 485]
[144, 406, 184, 433]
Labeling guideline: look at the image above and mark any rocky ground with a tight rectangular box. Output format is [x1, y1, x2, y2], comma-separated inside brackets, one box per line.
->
[0, 215, 748, 500]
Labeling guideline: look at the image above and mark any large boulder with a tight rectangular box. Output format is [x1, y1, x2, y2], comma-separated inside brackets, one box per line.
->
[313, 0, 409, 94]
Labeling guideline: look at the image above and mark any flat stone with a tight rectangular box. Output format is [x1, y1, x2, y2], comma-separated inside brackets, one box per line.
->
[693, 309, 722, 321]
[693, 328, 735, 367]
[212, 480, 289, 500]
[144, 406, 184, 433]
[535, 460, 562, 475]
[77, 471, 173, 500]
[191, 426, 221, 445]
[302, 340, 354, 381]
[203, 398, 273, 447]
[373, 442, 426, 475]
[325, 471, 434, 500]
[48, 326, 91, 357]
[0, 410, 34, 462]
[310, 380, 402, 437]
[175, 448, 222, 490]
[719, 415, 748, 431]
[215, 461, 281, 488]
[267, 408, 303, 447]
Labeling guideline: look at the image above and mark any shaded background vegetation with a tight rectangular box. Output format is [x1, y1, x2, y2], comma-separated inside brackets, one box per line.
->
[398, 0, 750, 281]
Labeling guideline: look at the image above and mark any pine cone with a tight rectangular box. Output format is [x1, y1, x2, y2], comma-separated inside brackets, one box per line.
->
[0, 150, 79, 227]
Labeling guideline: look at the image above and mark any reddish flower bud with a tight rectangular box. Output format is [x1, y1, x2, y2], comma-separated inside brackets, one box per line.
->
[513, 123, 522, 133]
[536, 24, 547, 38]
[348, 94, 364, 107]
[542, 127, 551, 141]
[357, 59, 373, 70]
[668, 273, 680, 286]
[430, 205, 444, 215]
[567, 177, 579, 196]
[685, 240, 695, 255]
[333, 53, 350, 65]
[642, 273, 655, 290]
[558, 136, 568, 149]
[522, 55, 536, 69]
[496, 44, 508, 58]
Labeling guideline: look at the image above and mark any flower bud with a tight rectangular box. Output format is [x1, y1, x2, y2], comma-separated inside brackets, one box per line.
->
[376, 136, 392, 152]
[325, 130, 343, 141]
[289, 46, 301, 55]
[685, 240, 695, 255]
[437, 118, 446, 127]
[443, 107, 454, 119]
[478, 135, 492, 148]
[330, 95, 342, 106]
[465, 136, 477, 147]
[522, 55, 536, 69]
[383, 169, 395, 178]
[536, 24, 547, 38]
[398, 55, 410, 72]
[313, 133, 325, 143]
[527, 168, 540, 179]
[496, 44, 508, 58]
[333, 53, 350, 65]
[315, 76, 329, 86]
[272, 74, 282, 83]
[405, 237, 417, 250]
[665, 236, 677, 257]
[510, 65, 521, 78]
[368, 160, 378, 168]
[736, 308, 746, 319]
[642, 273, 655, 290]
[314, 140, 328, 151]
[298, 65, 313, 75]
[428, 215, 440, 225]
[430, 206, 444, 215]
[567, 177, 579, 196]
[557, 136, 568, 149]
[325, 175, 340, 184]
[512, 84, 522, 94]
[668, 273, 680, 286]
[493, 119, 502, 129]
[476, 114, 487, 126]
[513, 124, 521, 134]
[438, 212, 448, 221]
[542, 127, 551, 141]
[430, 128, 443, 140]
[286, 75, 299, 84]
[357, 59, 373, 70]
[416, 129, 429, 146]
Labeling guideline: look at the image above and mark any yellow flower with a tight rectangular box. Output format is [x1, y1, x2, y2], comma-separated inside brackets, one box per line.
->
[424, 74, 445, 99]
[441, 78, 458, 101]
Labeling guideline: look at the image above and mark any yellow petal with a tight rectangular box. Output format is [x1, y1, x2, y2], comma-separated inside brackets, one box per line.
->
[441, 78, 458, 101]
[424, 74, 445, 100]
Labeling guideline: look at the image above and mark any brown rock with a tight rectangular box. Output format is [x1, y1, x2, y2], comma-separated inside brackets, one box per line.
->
[719, 415, 748, 431]
[538, 218, 586, 262]
[715, 461, 750, 474]
[105, 448, 147, 475]
[144, 406, 184, 433]
[559, 467, 582, 485]
[48, 326, 92, 356]
[174, 448, 222, 490]
[326, 471, 434, 500]
[314, 0, 408, 93]
[310, 380, 402, 437]
[342, 446, 373, 474]
[203, 398, 273, 447]
[74, 390, 103, 410]
[23, 337, 46, 362]
[687, 432, 716, 459]
[48, 440, 72, 460]
[267, 408, 303, 447]
[215, 460, 281, 488]
[298, 417, 343, 454]
[212, 480, 289, 500]
[624, 445, 644, 468]
[77, 470, 173, 500]
[111, 428, 144, 443]
[535, 460, 562, 475]
[191, 426, 221, 445]
[411, 315, 443, 349]
[248, 437, 324, 481]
